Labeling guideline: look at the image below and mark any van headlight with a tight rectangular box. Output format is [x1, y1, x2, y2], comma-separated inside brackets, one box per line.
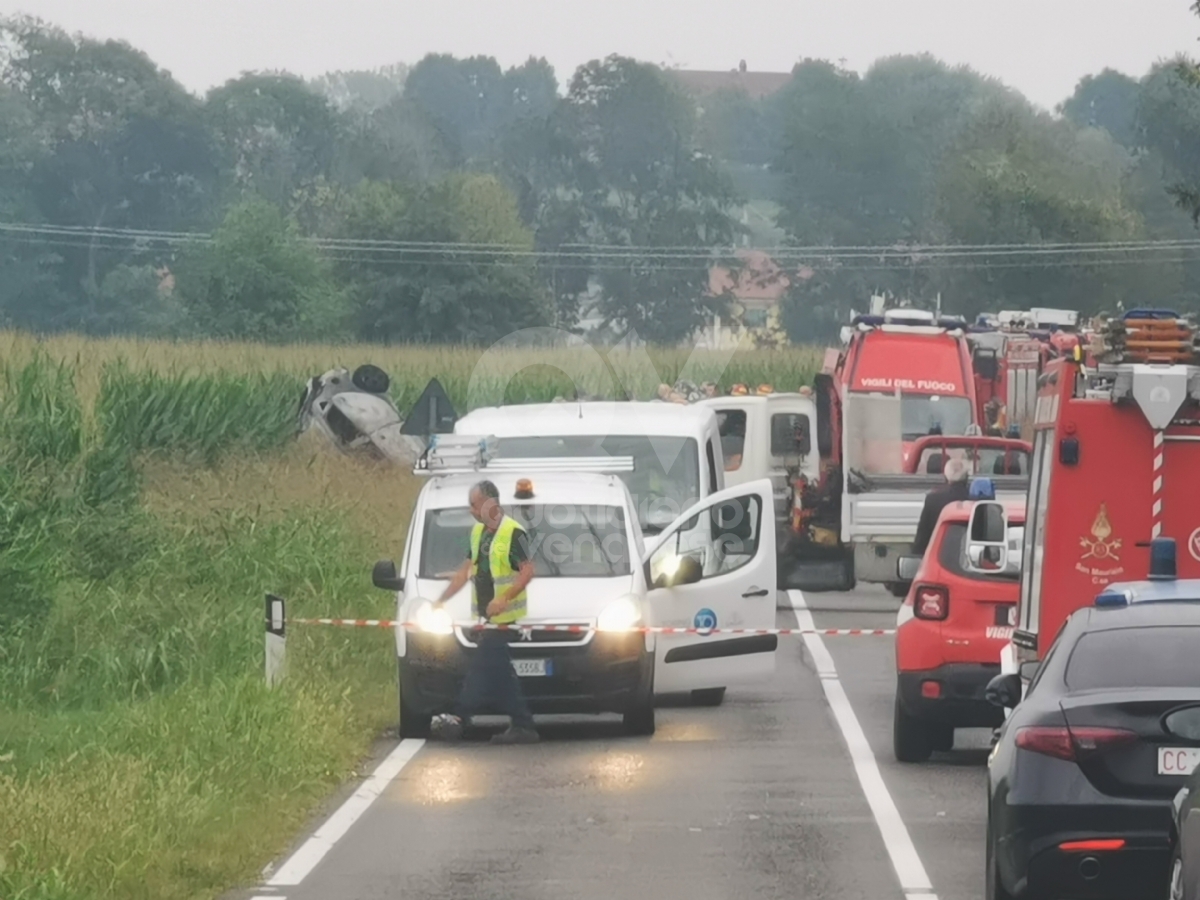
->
[597, 596, 643, 633]
[414, 601, 454, 635]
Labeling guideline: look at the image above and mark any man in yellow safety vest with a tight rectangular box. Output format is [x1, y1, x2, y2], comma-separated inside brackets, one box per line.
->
[430, 480, 539, 745]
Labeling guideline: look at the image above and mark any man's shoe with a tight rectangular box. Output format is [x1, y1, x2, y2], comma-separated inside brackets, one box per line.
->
[430, 714, 464, 742]
[490, 726, 539, 745]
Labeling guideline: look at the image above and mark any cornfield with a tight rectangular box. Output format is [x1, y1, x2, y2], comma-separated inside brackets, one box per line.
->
[0, 329, 825, 900]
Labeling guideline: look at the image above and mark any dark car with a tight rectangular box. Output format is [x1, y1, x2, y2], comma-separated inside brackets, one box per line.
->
[984, 581, 1200, 900]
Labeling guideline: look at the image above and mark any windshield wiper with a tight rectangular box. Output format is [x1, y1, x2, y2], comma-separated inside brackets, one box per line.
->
[524, 527, 562, 577]
[577, 509, 616, 575]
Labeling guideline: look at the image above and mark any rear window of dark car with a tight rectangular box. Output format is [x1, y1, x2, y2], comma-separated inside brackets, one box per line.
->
[937, 522, 1022, 582]
[1065, 626, 1200, 691]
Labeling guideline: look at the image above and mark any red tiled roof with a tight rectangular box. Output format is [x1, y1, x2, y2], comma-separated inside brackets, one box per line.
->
[709, 250, 790, 301]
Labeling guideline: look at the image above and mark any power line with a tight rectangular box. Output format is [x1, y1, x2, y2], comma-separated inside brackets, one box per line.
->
[6, 221, 1200, 269]
[5, 220, 1200, 255]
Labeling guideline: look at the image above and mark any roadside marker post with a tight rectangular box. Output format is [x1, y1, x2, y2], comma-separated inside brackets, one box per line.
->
[266, 593, 287, 688]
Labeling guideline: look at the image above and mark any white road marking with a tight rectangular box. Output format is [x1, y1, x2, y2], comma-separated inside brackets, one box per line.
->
[788, 589, 937, 899]
[267, 739, 425, 886]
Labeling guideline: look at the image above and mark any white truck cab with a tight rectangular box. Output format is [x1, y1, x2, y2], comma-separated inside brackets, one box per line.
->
[454, 402, 725, 535]
[374, 436, 778, 738]
[698, 392, 820, 524]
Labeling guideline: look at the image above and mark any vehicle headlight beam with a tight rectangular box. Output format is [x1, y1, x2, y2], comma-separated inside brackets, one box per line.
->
[414, 601, 455, 635]
[597, 595, 643, 633]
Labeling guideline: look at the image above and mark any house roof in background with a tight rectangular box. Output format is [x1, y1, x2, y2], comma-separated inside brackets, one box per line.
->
[709, 249, 790, 302]
[671, 67, 792, 100]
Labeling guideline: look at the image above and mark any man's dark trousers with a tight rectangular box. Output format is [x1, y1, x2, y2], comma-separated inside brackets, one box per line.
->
[453, 630, 535, 729]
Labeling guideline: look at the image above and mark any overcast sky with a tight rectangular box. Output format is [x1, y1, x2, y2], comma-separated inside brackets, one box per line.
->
[8, 0, 1200, 109]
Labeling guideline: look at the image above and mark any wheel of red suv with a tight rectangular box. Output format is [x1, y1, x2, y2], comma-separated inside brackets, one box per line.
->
[893, 692, 933, 762]
[931, 723, 954, 753]
[986, 815, 1016, 900]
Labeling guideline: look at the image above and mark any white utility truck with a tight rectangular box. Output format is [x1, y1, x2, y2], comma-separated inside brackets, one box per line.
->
[453, 402, 726, 536]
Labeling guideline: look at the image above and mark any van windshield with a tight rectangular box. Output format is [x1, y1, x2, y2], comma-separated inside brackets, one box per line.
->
[420, 505, 632, 579]
[490, 435, 700, 533]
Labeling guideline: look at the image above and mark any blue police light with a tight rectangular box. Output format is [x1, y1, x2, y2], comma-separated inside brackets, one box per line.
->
[1148, 538, 1178, 582]
[1094, 589, 1131, 608]
[969, 477, 996, 500]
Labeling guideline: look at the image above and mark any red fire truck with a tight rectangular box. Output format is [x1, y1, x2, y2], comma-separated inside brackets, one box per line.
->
[804, 308, 1031, 590]
[1002, 318, 1200, 679]
[968, 308, 1083, 440]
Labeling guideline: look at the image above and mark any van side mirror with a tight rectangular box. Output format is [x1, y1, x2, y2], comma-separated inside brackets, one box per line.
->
[896, 555, 921, 583]
[372, 559, 404, 592]
[966, 501, 1008, 574]
[985, 673, 1022, 710]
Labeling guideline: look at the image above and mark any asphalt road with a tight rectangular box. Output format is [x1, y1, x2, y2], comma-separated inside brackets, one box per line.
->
[238, 586, 993, 900]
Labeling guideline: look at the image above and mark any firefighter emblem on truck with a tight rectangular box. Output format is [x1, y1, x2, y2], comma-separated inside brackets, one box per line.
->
[1076, 503, 1126, 585]
[1080, 504, 1121, 561]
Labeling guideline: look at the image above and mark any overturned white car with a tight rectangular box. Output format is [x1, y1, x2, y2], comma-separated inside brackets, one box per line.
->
[297, 366, 456, 464]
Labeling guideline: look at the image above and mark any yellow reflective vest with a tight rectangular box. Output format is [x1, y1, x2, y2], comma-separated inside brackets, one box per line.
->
[469, 516, 529, 624]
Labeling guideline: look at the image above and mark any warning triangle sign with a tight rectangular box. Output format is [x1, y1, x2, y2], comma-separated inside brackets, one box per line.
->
[400, 378, 458, 436]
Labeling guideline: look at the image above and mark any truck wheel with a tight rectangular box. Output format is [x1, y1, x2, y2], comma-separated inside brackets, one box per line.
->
[886, 582, 909, 598]
[398, 665, 431, 739]
[893, 693, 933, 763]
[623, 700, 656, 736]
[691, 687, 726, 707]
[839, 551, 857, 592]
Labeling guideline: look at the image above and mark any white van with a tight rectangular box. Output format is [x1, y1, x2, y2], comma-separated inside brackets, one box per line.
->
[373, 439, 777, 736]
[453, 402, 726, 536]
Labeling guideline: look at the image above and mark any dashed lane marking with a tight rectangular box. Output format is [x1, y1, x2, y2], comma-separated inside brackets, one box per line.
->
[788, 589, 938, 900]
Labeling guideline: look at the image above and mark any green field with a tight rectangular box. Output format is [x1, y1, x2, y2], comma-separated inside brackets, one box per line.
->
[0, 331, 823, 900]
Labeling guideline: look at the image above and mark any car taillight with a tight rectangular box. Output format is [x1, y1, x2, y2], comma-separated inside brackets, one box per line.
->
[913, 585, 949, 621]
[1015, 726, 1138, 761]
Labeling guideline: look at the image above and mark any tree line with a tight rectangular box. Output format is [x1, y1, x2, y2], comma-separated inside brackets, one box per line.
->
[4, 11, 1200, 346]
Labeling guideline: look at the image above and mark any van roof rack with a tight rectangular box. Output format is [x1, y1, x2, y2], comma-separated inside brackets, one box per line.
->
[413, 434, 635, 477]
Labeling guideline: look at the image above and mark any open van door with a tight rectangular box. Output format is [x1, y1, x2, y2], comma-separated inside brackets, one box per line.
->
[643, 478, 778, 697]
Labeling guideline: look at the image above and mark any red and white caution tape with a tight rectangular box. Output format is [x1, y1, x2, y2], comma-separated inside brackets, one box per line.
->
[282, 618, 894, 637]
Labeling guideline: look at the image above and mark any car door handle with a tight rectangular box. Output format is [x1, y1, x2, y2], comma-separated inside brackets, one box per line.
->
[742, 588, 770, 598]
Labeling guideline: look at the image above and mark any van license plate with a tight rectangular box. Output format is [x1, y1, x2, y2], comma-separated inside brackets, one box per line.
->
[513, 659, 551, 677]
[1157, 748, 1200, 775]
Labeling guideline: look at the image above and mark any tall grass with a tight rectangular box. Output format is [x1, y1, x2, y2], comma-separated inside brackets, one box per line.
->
[0, 330, 824, 900]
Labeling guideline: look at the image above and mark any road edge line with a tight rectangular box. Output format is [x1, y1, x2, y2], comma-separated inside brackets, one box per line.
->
[788, 589, 936, 898]
[266, 738, 425, 886]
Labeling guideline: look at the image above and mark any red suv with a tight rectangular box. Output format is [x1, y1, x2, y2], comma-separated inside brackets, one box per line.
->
[892, 497, 1025, 762]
